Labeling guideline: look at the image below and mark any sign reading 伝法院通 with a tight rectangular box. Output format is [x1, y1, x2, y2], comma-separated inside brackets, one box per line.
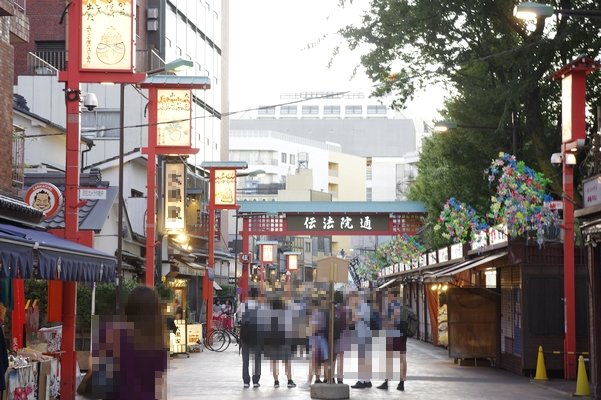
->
[286, 214, 388, 232]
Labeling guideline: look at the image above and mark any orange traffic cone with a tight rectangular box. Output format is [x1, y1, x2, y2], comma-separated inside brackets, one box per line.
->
[534, 345, 548, 380]
[574, 355, 590, 397]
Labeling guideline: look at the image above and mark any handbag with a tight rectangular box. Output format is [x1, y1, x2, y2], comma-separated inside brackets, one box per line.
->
[76, 360, 115, 399]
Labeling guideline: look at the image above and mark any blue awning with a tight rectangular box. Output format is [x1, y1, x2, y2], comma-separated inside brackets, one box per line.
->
[0, 223, 116, 283]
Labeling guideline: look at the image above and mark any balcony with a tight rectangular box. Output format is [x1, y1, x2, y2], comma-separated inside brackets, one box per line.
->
[1, 0, 28, 43]
[26, 48, 164, 75]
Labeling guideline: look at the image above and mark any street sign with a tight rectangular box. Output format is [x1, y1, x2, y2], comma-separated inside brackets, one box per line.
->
[79, 187, 107, 200]
[239, 252, 252, 263]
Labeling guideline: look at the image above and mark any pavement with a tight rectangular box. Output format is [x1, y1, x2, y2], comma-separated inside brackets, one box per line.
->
[165, 338, 582, 399]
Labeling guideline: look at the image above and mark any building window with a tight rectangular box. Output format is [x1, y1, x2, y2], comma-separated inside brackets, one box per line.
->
[323, 105, 340, 115]
[345, 105, 362, 115]
[302, 105, 319, 115]
[290, 154, 295, 165]
[305, 242, 311, 252]
[258, 106, 276, 115]
[366, 187, 372, 201]
[280, 105, 297, 115]
[131, 189, 143, 198]
[367, 105, 387, 114]
[281, 152, 287, 163]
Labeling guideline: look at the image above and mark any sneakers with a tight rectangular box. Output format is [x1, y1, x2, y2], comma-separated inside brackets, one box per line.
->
[376, 380, 388, 389]
[243, 383, 250, 388]
[365, 381, 372, 388]
[351, 381, 366, 389]
[337, 379, 344, 384]
[314, 378, 322, 384]
[253, 383, 260, 388]
[287, 379, 296, 388]
[274, 380, 280, 388]
[397, 381, 405, 391]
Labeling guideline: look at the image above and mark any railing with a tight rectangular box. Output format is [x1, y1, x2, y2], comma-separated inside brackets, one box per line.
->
[13, 0, 25, 13]
[28, 52, 60, 75]
[26, 48, 165, 75]
[12, 128, 24, 189]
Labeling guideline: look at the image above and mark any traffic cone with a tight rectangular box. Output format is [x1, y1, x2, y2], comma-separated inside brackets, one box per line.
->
[574, 355, 590, 397]
[534, 345, 548, 380]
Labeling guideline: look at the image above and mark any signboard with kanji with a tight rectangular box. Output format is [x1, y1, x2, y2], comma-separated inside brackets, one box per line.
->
[157, 89, 192, 148]
[286, 214, 388, 233]
[214, 169, 237, 208]
[81, 0, 135, 72]
[164, 162, 186, 232]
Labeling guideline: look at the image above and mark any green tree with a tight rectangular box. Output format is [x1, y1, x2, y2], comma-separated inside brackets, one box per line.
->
[338, 0, 601, 244]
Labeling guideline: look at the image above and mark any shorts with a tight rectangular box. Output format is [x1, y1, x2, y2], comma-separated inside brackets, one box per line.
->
[387, 335, 407, 352]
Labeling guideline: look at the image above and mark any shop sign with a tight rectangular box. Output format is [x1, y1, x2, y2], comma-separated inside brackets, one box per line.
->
[286, 214, 388, 232]
[419, 254, 427, 266]
[187, 324, 202, 346]
[164, 162, 186, 232]
[24, 182, 63, 219]
[438, 248, 449, 263]
[450, 243, 463, 260]
[214, 169, 237, 208]
[81, 0, 134, 72]
[428, 251, 437, 265]
[228, 277, 236, 284]
[79, 187, 107, 200]
[157, 89, 192, 148]
[489, 225, 508, 245]
[583, 175, 601, 208]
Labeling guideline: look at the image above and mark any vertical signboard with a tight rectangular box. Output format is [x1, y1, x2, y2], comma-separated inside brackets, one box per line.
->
[164, 162, 186, 232]
[157, 89, 192, 148]
[81, 0, 135, 72]
[214, 169, 237, 208]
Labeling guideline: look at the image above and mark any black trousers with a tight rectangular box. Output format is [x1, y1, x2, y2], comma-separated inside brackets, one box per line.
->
[242, 343, 261, 384]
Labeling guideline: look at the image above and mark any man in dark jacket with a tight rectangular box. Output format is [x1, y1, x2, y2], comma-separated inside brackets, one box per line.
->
[238, 287, 262, 388]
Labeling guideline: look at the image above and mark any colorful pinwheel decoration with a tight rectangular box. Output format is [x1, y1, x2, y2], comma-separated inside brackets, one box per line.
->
[486, 152, 559, 246]
[436, 197, 489, 244]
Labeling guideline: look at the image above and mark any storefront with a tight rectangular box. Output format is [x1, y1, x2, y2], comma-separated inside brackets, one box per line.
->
[0, 198, 116, 399]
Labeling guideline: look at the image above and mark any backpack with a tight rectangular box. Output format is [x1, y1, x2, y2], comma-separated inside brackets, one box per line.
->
[239, 303, 259, 345]
[399, 307, 417, 337]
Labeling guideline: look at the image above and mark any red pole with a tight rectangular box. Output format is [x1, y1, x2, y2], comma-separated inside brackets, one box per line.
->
[205, 169, 216, 335]
[145, 88, 158, 288]
[240, 217, 250, 302]
[563, 144, 577, 379]
[61, 15, 83, 394]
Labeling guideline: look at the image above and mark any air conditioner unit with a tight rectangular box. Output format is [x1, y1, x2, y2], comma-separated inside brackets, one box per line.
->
[147, 8, 159, 19]
[147, 20, 159, 31]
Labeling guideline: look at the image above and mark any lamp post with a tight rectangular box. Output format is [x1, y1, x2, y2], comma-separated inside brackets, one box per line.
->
[200, 161, 247, 337]
[549, 56, 600, 380]
[433, 115, 517, 156]
[284, 251, 300, 296]
[140, 73, 210, 289]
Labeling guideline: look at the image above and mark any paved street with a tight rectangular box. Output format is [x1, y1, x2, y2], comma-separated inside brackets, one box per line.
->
[166, 338, 574, 399]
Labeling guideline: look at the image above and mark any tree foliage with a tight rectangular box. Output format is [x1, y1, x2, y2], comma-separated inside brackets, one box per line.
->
[338, 0, 601, 246]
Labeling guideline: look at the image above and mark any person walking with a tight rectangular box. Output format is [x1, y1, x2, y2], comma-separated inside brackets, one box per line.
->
[350, 290, 374, 389]
[238, 287, 262, 388]
[377, 289, 407, 391]
[264, 297, 296, 388]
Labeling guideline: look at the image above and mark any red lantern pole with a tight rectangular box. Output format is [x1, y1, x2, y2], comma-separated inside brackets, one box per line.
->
[553, 56, 601, 379]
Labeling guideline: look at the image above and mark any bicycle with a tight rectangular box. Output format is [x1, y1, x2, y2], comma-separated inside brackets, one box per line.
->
[204, 324, 240, 352]
[204, 313, 240, 351]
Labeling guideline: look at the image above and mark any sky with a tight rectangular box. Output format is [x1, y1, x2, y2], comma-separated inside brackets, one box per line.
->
[228, 0, 447, 125]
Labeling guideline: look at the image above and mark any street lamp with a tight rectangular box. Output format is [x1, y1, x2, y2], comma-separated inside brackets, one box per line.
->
[116, 58, 195, 312]
[433, 115, 518, 156]
[514, 2, 601, 20]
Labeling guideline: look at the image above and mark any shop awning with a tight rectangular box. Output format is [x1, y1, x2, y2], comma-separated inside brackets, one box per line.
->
[378, 278, 398, 289]
[213, 281, 223, 290]
[427, 252, 507, 283]
[0, 223, 116, 282]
